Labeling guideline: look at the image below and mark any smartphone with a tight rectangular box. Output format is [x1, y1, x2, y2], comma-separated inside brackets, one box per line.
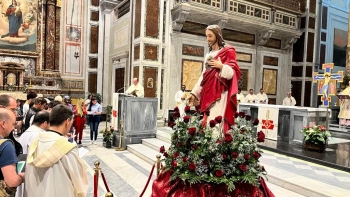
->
[17, 161, 26, 173]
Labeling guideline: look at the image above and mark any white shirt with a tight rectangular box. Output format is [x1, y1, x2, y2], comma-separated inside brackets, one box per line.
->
[283, 96, 296, 106]
[256, 93, 268, 104]
[125, 83, 145, 97]
[23, 103, 29, 123]
[18, 125, 46, 154]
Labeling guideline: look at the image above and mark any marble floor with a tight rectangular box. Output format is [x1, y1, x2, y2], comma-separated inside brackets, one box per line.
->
[76, 125, 350, 197]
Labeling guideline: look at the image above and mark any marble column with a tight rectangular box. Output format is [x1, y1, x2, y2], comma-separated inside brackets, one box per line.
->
[44, 0, 56, 70]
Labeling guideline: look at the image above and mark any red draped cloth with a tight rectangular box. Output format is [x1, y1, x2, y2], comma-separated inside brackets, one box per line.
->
[200, 45, 241, 131]
[151, 171, 275, 197]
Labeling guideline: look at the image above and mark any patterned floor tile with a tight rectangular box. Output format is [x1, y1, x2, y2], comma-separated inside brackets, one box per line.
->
[313, 170, 335, 176]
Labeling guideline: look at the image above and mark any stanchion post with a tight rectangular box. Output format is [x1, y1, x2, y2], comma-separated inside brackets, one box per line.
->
[94, 161, 101, 197]
[105, 192, 113, 197]
[156, 154, 161, 176]
[115, 120, 125, 151]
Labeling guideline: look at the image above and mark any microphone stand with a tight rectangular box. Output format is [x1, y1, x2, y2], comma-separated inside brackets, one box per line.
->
[116, 86, 125, 93]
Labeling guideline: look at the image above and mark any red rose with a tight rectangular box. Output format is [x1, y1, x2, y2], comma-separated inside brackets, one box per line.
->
[163, 152, 169, 157]
[177, 142, 182, 147]
[168, 121, 175, 128]
[222, 154, 227, 159]
[188, 127, 196, 136]
[231, 152, 238, 158]
[173, 152, 179, 159]
[202, 160, 208, 165]
[215, 170, 223, 177]
[188, 162, 196, 171]
[195, 105, 201, 112]
[240, 129, 245, 134]
[174, 107, 179, 112]
[244, 154, 250, 160]
[253, 152, 261, 159]
[234, 112, 239, 118]
[215, 116, 222, 124]
[173, 135, 178, 140]
[192, 144, 198, 149]
[159, 145, 165, 153]
[257, 131, 265, 142]
[253, 118, 259, 125]
[239, 164, 247, 171]
[245, 115, 251, 121]
[184, 106, 191, 113]
[209, 120, 217, 128]
[239, 112, 245, 118]
[204, 110, 210, 116]
[216, 139, 222, 144]
[182, 157, 188, 162]
[200, 129, 204, 134]
[173, 112, 180, 119]
[183, 116, 190, 123]
[224, 133, 233, 143]
[172, 160, 177, 168]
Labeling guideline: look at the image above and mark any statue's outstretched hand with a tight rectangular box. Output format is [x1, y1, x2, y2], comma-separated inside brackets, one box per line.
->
[187, 94, 199, 106]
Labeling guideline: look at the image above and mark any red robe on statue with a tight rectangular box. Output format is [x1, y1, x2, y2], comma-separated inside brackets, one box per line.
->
[200, 45, 241, 131]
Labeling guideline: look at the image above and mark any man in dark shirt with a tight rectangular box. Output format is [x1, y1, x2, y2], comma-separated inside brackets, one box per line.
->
[24, 98, 47, 131]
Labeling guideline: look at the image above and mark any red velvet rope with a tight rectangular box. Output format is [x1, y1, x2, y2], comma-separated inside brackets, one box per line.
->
[139, 164, 155, 197]
[94, 174, 98, 197]
[101, 172, 110, 192]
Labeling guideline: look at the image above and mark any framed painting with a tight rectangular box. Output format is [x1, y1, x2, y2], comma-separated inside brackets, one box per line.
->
[182, 59, 203, 90]
[0, 0, 38, 53]
[263, 68, 277, 95]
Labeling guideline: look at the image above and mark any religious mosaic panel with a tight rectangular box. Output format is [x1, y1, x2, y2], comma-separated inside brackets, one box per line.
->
[144, 44, 158, 61]
[182, 59, 203, 90]
[182, 44, 204, 57]
[238, 69, 248, 91]
[263, 56, 278, 66]
[62, 80, 84, 90]
[144, 67, 158, 97]
[263, 68, 277, 95]
[0, 0, 38, 52]
[236, 52, 252, 63]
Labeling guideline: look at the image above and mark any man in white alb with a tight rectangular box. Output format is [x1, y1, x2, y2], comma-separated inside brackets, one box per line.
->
[125, 78, 145, 97]
[236, 88, 245, 104]
[174, 85, 188, 116]
[245, 89, 257, 103]
[256, 88, 268, 104]
[282, 92, 296, 106]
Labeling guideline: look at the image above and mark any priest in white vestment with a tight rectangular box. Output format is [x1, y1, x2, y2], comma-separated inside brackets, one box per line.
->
[256, 88, 268, 104]
[125, 78, 145, 97]
[174, 85, 188, 116]
[282, 92, 296, 106]
[338, 86, 350, 126]
[245, 89, 257, 103]
[24, 105, 88, 197]
[236, 88, 245, 104]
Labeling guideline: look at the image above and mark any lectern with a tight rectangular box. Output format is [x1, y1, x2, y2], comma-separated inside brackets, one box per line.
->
[112, 93, 158, 148]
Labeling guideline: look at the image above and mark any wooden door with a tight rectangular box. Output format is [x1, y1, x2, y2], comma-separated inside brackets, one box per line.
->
[115, 68, 125, 93]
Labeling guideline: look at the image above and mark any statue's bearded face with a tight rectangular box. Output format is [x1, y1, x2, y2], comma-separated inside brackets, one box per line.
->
[206, 29, 217, 47]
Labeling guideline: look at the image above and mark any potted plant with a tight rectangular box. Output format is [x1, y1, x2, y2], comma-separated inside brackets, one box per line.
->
[155, 107, 268, 194]
[100, 127, 114, 148]
[300, 125, 331, 153]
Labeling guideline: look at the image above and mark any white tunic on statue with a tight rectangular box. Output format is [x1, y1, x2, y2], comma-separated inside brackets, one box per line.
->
[191, 49, 234, 136]
[24, 132, 88, 197]
[256, 93, 268, 104]
[282, 96, 296, 106]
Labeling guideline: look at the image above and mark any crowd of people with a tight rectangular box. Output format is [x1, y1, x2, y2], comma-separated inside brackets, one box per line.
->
[0, 92, 103, 197]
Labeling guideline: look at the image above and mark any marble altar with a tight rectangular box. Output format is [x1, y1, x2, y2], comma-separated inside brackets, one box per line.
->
[239, 103, 330, 144]
[113, 94, 158, 148]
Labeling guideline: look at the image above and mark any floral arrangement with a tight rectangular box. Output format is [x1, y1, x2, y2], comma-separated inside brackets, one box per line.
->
[100, 126, 114, 142]
[160, 107, 267, 191]
[300, 125, 331, 145]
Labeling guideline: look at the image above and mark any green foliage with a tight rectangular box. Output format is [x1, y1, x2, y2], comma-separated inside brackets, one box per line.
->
[300, 125, 332, 144]
[160, 110, 266, 192]
[100, 127, 114, 142]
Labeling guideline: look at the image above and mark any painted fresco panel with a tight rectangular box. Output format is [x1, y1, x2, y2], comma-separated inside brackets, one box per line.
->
[263, 68, 277, 95]
[182, 59, 203, 90]
[0, 0, 38, 52]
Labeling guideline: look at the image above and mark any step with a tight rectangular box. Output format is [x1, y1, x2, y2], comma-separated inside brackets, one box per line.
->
[127, 144, 160, 165]
[142, 138, 171, 152]
[156, 129, 172, 144]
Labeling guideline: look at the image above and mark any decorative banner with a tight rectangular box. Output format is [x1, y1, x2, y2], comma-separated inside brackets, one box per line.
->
[112, 93, 119, 129]
[257, 106, 278, 140]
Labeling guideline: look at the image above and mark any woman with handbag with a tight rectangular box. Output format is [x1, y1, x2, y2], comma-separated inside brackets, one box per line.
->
[73, 99, 86, 145]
